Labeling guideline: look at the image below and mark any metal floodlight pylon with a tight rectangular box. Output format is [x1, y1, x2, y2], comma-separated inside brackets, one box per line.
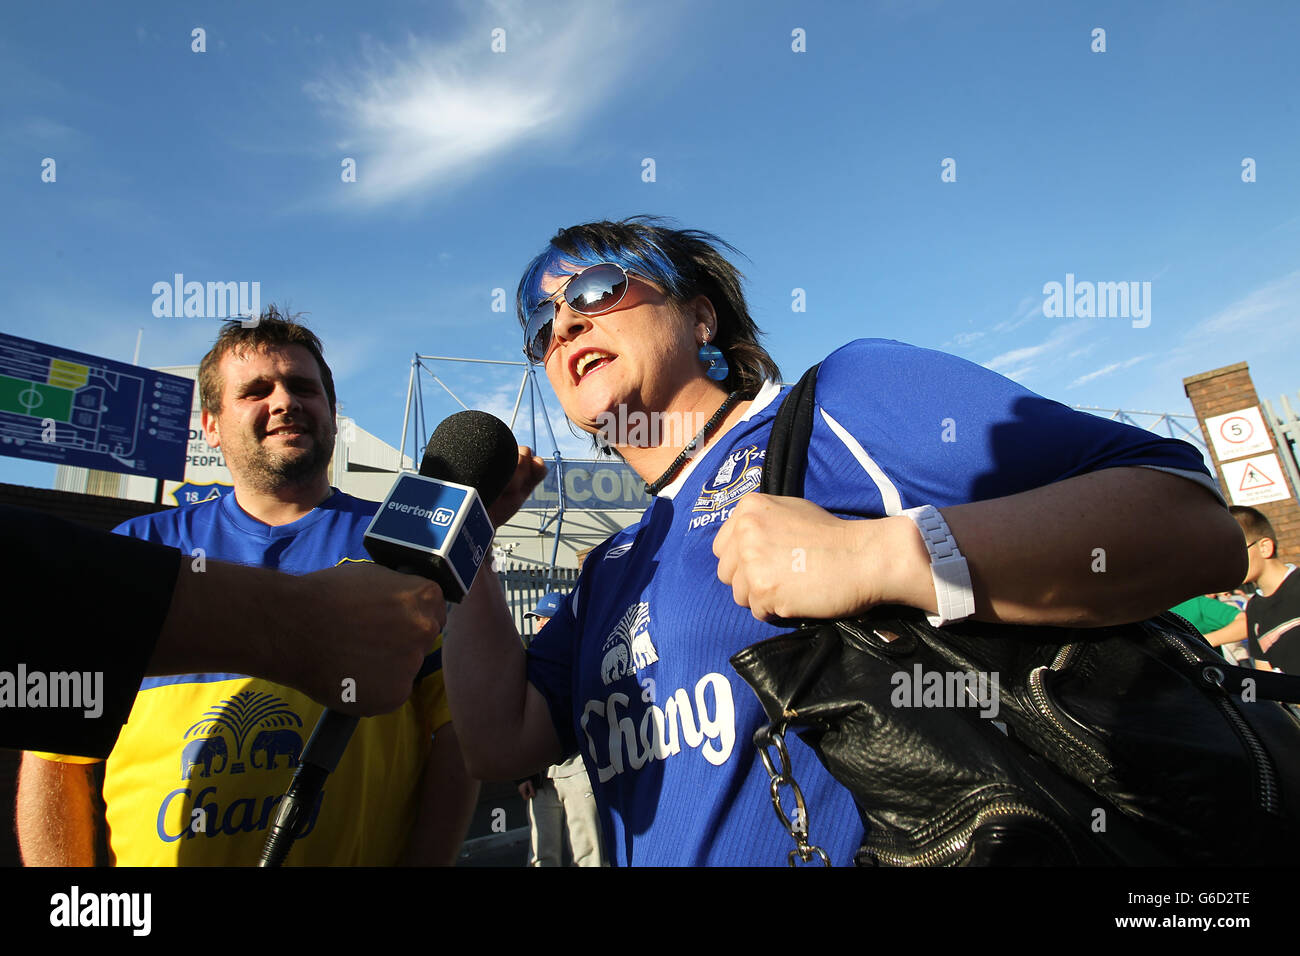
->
[396, 354, 568, 587]
[1071, 405, 1209, 453]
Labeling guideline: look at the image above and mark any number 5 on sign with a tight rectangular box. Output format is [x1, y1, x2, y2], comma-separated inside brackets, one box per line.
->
[1206, 407, 1271, 461]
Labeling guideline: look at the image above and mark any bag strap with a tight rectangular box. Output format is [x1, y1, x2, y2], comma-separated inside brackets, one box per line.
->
[761, 363, 820, 499]
[753, 363, 835, 865]
[1197, 652, 1300, 704]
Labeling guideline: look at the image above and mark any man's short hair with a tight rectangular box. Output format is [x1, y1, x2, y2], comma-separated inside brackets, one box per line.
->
[516, 217, 781, 399]
[197, 306, 336, 417]
[1229, 505, 1276, 546]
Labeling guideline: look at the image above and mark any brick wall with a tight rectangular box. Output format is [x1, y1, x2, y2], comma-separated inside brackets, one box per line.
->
[1184, 363, 1300, 564]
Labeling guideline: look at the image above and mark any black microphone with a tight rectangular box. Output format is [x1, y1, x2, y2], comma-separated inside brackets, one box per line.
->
[364, 411, 519, 600]
[258, 410, 519, 867]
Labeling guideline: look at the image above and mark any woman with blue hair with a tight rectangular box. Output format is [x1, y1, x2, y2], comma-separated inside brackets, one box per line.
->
[446, 216, 1245, 866]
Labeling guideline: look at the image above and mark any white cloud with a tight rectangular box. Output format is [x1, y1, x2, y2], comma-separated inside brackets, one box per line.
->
[946, 294, 1044, 354]
[1068, 353, 1152, 389]
[9, 116, 80, 143]
[1193, 269, 1300, 339]
[983, 320, 1090, 375]
[990, 294, 1042, 334]
[984, 343, 1044, 373]
[998, 365, 1037, 384]
[304, 2, 667, 208]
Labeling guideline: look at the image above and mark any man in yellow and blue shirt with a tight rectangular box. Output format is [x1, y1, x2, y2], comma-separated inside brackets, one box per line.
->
[16, 312, 476, 865]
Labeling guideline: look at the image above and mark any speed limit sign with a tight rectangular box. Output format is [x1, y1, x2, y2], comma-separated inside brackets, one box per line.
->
[1206, 407, 1271, 461]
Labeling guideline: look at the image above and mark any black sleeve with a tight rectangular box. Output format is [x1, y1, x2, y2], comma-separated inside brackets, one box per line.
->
[0, 504, 182, 757]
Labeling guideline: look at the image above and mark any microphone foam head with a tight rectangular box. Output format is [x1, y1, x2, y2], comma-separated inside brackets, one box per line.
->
[420, 410, 519, 506]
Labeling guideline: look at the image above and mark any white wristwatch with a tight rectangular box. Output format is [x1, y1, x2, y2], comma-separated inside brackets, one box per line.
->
[900, 505, 976, 626]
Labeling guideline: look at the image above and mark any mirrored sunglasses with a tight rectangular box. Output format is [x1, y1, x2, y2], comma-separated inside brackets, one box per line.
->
[523, 262, 637, 364]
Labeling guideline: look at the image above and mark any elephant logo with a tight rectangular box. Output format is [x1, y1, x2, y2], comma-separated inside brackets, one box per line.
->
[601, 643, 630, 684]
[249, 729, 304, 770]
[180, 736, 229, 779]
[600, 603, 657, 686]
[183, 689, 304, 776]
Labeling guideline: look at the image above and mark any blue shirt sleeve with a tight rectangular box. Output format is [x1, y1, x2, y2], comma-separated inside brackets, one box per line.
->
[809, 338, 1222, 512]
[112, 513, 150, 539]
[524, 587, 582, 758]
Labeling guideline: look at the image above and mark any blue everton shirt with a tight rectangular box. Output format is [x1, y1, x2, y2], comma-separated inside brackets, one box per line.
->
[526, 339, 1221, 867]
[115, 487, 377, 573]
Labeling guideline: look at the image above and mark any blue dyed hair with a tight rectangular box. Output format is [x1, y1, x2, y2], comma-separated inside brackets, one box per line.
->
[516, 216, 779, 398]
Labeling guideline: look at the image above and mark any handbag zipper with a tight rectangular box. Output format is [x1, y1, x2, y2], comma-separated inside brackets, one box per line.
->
[862, 800, 1072, 866]
[1026, 644, 1113, 773]
[1051, 642, 1081, 670]
[1152, 621, 1280, 816]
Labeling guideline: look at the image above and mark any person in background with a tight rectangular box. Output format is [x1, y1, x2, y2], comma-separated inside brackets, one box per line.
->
[1169, 592, 1246, 664]
[516, 592, 605, 867]
[1203, 506, 1300, 672]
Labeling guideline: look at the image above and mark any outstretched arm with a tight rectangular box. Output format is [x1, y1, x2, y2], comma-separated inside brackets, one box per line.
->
[1, 504, 448, 757]
[157, 559, 446, 717]
[1204, 613, 1247, 648]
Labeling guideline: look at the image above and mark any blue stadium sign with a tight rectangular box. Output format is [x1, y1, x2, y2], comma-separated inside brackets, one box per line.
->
[523, 460, 652, 511]
[0, 332, 192, 479]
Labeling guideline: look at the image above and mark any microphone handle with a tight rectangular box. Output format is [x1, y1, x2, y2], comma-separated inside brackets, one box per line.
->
[258, 563, 427, 867]
[258, 711, 357, 867]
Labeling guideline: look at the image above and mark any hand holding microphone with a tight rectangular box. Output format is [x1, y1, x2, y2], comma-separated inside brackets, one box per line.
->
[259, 410, 522, 866]
[487, 445, 548, 528]
[269, 562, 447, 717]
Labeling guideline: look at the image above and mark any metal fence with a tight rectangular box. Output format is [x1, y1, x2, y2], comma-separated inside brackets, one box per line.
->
[496, 560, 580, 643]
[1260, 391, 1300, 498]
[1072, 405, 1209, 453]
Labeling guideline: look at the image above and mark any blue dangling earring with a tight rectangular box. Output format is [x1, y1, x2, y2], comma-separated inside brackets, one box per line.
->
[698, 339, 729, 382]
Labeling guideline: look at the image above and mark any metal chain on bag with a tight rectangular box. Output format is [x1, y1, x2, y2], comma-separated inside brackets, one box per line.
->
[755, 722, 831, 866]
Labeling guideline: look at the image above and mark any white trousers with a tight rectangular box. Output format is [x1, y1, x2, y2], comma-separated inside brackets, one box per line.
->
[527, 773, 605, 867]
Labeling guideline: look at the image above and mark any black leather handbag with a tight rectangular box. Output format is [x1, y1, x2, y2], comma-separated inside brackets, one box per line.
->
[729, 363, 1300, 866]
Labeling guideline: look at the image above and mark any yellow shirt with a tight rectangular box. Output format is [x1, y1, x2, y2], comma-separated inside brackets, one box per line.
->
[37, 640, 449, 866]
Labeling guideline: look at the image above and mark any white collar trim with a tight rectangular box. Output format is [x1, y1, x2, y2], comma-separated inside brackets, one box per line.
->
[657, 380, 783, 500]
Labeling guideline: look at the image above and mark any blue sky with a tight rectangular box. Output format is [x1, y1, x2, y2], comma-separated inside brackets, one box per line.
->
[3, 0, 1298, 488]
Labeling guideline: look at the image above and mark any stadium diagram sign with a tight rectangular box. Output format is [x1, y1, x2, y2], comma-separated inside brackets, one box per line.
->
[0, 333, 191, 479]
